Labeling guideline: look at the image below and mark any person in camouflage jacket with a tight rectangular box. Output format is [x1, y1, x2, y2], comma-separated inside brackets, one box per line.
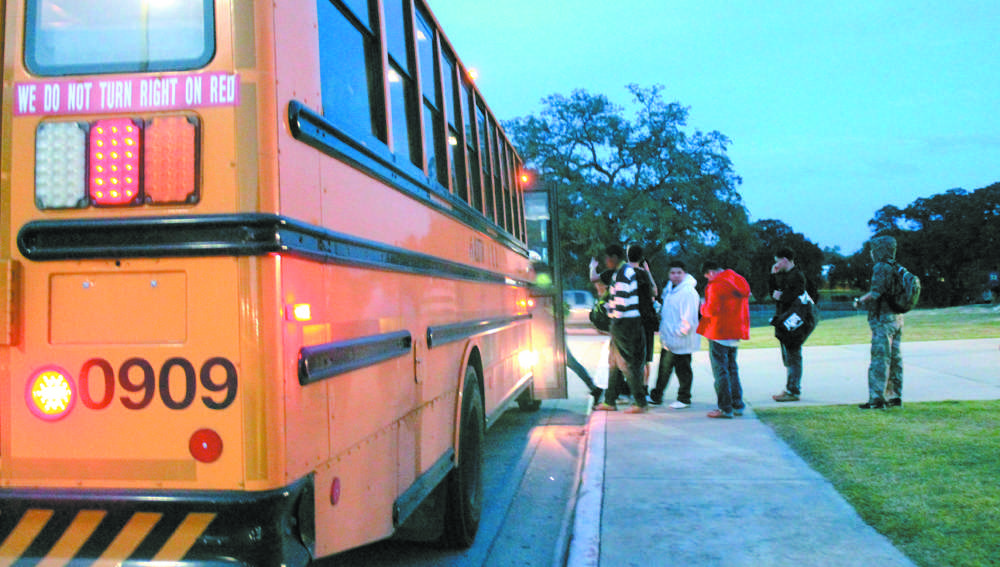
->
[856, 235, 903, 409]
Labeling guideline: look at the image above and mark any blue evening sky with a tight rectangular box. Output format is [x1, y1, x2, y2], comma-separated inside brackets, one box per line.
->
[429, 0, 1000, 253]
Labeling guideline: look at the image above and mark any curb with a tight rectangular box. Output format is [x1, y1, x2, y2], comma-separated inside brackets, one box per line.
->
[565, 409, 605, 567]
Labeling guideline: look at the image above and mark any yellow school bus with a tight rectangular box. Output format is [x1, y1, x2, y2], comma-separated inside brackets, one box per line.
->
[0, 0, 566, 564]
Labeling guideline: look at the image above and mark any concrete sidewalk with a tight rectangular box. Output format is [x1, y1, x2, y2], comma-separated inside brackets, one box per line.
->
[564, 337, 1000, 567]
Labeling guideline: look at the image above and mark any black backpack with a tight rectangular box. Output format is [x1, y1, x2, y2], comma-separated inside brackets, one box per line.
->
[886, 262, 921, 313]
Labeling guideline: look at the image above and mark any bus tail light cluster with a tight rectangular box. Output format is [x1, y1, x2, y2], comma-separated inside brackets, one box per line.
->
[35, 116, 199, 210]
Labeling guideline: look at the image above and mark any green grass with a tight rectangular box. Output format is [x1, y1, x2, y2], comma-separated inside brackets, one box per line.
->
[740, 304, 1000, 349]
[757, 401, 1000, 567]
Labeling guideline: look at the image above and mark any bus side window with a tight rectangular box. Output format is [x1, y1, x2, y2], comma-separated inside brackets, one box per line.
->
[317, 0, 384, 143]
[414, 9, 444, 186]
[383, 0, 420, 166]
[441, 50, 467, 201]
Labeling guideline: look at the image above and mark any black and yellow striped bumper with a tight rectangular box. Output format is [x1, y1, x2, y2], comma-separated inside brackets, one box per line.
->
[0, 476, 314, 566]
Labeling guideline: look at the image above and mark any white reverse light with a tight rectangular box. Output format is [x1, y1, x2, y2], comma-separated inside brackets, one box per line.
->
[35, 121, 88, 209]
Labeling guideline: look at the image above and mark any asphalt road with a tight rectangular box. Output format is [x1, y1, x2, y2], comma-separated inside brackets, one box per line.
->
[319, 393, 591, 567]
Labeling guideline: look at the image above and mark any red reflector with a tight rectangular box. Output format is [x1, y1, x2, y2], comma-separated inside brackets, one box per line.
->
[89, 118, 141, 206]
[189, 429, 223, 463]
[330, 477, 341, 506]
[144, 116, 198, 204]
[26, 366, 76, 421]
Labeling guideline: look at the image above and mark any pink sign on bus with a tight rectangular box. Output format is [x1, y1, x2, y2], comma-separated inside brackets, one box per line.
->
[13, 71, 240, 116]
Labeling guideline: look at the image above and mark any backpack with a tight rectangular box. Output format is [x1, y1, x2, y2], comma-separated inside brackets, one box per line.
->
[886, 262, 921, 313]
[589, 290, 611, 333]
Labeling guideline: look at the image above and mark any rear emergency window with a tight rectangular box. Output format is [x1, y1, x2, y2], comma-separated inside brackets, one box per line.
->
[25, 0, 215, 76]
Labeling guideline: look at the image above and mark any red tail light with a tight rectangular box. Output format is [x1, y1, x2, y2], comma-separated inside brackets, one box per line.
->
[145, 116, 198, 204]
[89, 118, 141, 206]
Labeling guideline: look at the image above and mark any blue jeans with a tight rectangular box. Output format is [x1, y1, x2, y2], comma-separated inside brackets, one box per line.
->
[709, 341, 743, 414]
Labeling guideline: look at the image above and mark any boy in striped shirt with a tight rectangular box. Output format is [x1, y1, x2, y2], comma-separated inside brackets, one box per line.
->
[594, 244, 649, 414]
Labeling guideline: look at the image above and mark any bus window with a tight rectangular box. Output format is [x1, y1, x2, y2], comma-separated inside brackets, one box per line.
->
[441, 51, 467, 201]
[415, 9, 442, 184]
[384, 0, 419, 166]
[318, 0, 383, 142]
[463, 82, 481, 211]
[477, 104, 493, 220]
[24, 0, 214, 75]
[339, 0, 370, 27]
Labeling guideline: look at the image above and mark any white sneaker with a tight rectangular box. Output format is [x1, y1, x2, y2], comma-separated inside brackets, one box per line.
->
[669, 401, 690, 409]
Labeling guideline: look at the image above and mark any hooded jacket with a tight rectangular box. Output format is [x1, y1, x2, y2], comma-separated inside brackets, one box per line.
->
[867, 235, 901, 320]
[658, 273, 701, 354]
[696, 269, 751, 341]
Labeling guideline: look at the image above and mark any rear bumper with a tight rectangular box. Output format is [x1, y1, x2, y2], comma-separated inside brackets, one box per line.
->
[0, 476, 314, 566]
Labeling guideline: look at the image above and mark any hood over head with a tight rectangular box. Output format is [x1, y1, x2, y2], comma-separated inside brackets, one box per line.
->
[668, 273, 698, 294]
[869, 235, 897, 263]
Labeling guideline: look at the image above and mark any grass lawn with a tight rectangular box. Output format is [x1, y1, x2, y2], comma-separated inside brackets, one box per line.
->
[740, 304, 1000, 349]
[757, 402, 1000, 567]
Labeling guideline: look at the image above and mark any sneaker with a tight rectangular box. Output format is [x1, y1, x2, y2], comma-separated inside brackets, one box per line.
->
[669, 401, 690, 409]
[707, 409, 733, 419]
[623, 405, 648, 414]
[858, 400, 886, 410]
[733, 408, 744, 416]
[772, 391, 800, 402]
[886, 398, 902, 408]
[593, 403, 617, 411]
[591, 388, 604, 405]
[647, 394, 664, 406]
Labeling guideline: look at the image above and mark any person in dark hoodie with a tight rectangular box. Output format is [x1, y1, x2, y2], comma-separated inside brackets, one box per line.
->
[697, 260, 751, 419]
[770, 247, 808, 402]
[856, 235, 904, 409]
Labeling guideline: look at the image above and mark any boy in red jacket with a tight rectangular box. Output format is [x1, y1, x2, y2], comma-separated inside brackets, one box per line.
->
[697, 261, 751, 418]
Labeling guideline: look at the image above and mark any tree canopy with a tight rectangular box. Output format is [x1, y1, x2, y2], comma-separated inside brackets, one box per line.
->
[505, 85, 751, 287]
[864, 183, 1000, 306]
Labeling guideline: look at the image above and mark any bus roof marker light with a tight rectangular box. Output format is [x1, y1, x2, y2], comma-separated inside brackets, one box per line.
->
[26, 366, 76, 421]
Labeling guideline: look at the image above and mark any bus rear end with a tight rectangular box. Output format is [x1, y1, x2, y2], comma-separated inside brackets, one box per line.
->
[0, 1, 310, 564]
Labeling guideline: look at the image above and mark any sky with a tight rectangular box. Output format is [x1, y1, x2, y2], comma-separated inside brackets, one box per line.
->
[428, 0, 1000, 254]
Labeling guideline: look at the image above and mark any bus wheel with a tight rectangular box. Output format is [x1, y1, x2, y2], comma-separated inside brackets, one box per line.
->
[443, 366, 484, 548]
[516, 387, 542, 412]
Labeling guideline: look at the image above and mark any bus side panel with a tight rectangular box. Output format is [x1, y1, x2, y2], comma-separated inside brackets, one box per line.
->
[272, 0, 323, 226]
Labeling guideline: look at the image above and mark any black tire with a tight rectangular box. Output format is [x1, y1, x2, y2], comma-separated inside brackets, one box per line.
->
[442, 366, 484, 548]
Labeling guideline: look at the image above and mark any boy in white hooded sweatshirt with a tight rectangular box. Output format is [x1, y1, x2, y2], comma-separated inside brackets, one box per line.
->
[648, 261, 701, 408]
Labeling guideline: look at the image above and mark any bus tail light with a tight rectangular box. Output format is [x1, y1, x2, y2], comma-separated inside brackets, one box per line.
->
[89, 118, 142, 206]
[144, 116, 199, 204]
[26, 366, 76, 421]
[189, 428, 223, 463]
[35, 115, 198, 210]
[35, 122, 88, 209]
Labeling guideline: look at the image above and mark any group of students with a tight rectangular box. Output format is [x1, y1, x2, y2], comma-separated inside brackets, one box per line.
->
[579, 243, 752, 417]
[572, 235, 907, 417]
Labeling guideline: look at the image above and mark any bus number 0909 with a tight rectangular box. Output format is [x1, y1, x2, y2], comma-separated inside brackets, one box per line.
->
[78, 357, 238, 411]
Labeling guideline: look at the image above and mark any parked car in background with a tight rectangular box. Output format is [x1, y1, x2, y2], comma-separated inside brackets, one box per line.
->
[563, 289, 596, 327]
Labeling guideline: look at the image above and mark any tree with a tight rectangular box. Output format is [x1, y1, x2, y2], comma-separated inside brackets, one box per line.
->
[505, 85, 750, 287]
[866, 183, 1000, 306]
[747, 220, 825, 303]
